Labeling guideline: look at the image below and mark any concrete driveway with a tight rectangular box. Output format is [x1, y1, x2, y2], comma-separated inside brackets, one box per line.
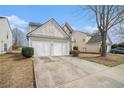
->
[34, 56, 124, 88]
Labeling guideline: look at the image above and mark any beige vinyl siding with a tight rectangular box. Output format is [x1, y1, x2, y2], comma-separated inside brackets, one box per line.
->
[86, 43, 101, 53]
[72, 31, 91, 52]
[28, 19, 67, 39]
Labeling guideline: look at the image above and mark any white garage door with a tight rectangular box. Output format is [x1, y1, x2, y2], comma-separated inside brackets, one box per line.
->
[31, 40, 69, 56]
[32, 41, 51, 56]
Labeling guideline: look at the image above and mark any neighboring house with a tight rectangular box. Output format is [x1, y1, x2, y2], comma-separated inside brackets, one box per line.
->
[28, 22, 41, 32]
[86, 32, 112, 53]
[27, 18, 70, 56]
[71, 31, 91, 52]
[0, 17, 12, 54]
[62, 23, 112, 53]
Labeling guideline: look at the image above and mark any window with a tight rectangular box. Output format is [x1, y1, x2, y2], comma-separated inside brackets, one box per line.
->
[7, 33, 8, 39]
[83, 39, 85, 42]
[4, 43, 7, 52]
[83, 47, 86, 52]
[74, 39, 76, 43]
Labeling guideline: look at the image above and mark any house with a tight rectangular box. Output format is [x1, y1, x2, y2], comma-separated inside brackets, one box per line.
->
[0, 17, 12, 54]
[27, 18, 70, 56]
[62, 23, 112, 53]
[27, 19, 112, 56]
[86, 32, 112, 53]
[28, 22, 41, 32]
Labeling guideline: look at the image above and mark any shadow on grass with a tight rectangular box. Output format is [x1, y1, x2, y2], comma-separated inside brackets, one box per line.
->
[6, 52, 28, 61]
[79, 56, 101, 59]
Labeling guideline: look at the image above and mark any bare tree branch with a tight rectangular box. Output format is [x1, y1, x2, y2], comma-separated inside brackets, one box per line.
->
[84, 5, 124, 57]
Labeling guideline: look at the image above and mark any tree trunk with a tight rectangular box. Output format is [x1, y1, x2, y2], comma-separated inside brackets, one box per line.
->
[101, 31, 107, 57]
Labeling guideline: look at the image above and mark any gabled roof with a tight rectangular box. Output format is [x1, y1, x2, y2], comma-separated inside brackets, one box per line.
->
[87, 32, 112, 44]
[0, 16, 6, 19]
[29, 22, 41, 27]
[87, 32, 101, 44]
[61, 22, 73, 33]
[27, 18, 70, 38]
[74, 30, 92, 36]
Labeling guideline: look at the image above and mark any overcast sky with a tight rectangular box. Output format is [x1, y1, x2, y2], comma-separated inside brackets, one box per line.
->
[0, 5, 121, 44]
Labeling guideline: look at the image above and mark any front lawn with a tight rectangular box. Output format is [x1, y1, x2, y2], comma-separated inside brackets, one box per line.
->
[0, 51, 34, 88]
[79, 53, 124, 67]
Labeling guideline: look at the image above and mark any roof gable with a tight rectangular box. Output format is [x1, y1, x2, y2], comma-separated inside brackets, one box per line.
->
[62, 23, 73, 35]
[27, 18, 69, 39]
[87, 32, 112, 44]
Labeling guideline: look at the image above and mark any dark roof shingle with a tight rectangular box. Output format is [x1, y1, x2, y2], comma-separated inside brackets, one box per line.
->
[29, 22, 41, 26]
[87, 32, 101, 44]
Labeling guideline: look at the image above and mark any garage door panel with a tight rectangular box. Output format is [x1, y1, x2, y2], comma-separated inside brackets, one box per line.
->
[31, 40, 69, 57]
[53, 42, 68, 56]
[32, 41, 50, 56]
[53, 42, 62, 56]
[44, 42, 51, 56]
[63, 43, 67, 55]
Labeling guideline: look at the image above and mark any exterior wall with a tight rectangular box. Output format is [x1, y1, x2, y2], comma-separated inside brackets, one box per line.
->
[106, 36, 112, 52]
[86, 43, 101, 53]
[71, 31, 112, 53]
[71, 31, 91, 52]
[29, 19, 67, 39]
[107, 44, 111, 53]
[0, 18, 12, 54]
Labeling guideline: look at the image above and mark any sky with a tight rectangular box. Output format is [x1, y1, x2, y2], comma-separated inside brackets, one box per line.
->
[0, 5, 97, 32]
[0, 5, 122, 44]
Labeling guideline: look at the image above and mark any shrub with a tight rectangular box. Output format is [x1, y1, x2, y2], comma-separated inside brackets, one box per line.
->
[70, 50, 73, 54]
[21, 47, 34, 58]
[111, 44, 118, 49]
[71, 50, 80, 57]
[73, 46, 78, 50]
[118, 43, 124, 47]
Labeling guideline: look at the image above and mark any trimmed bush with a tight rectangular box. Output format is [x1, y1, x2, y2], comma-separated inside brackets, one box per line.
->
[71, 50, 80, 57]
[73, 46, 78, 50]
[21, 47, 34, 58]
[111, 44, 118, 49]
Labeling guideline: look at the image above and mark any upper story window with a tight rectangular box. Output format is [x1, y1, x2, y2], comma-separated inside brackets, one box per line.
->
[83, 39, 85, 42]
[74, 39, 76, 43]
[7, 33, 8, 39]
